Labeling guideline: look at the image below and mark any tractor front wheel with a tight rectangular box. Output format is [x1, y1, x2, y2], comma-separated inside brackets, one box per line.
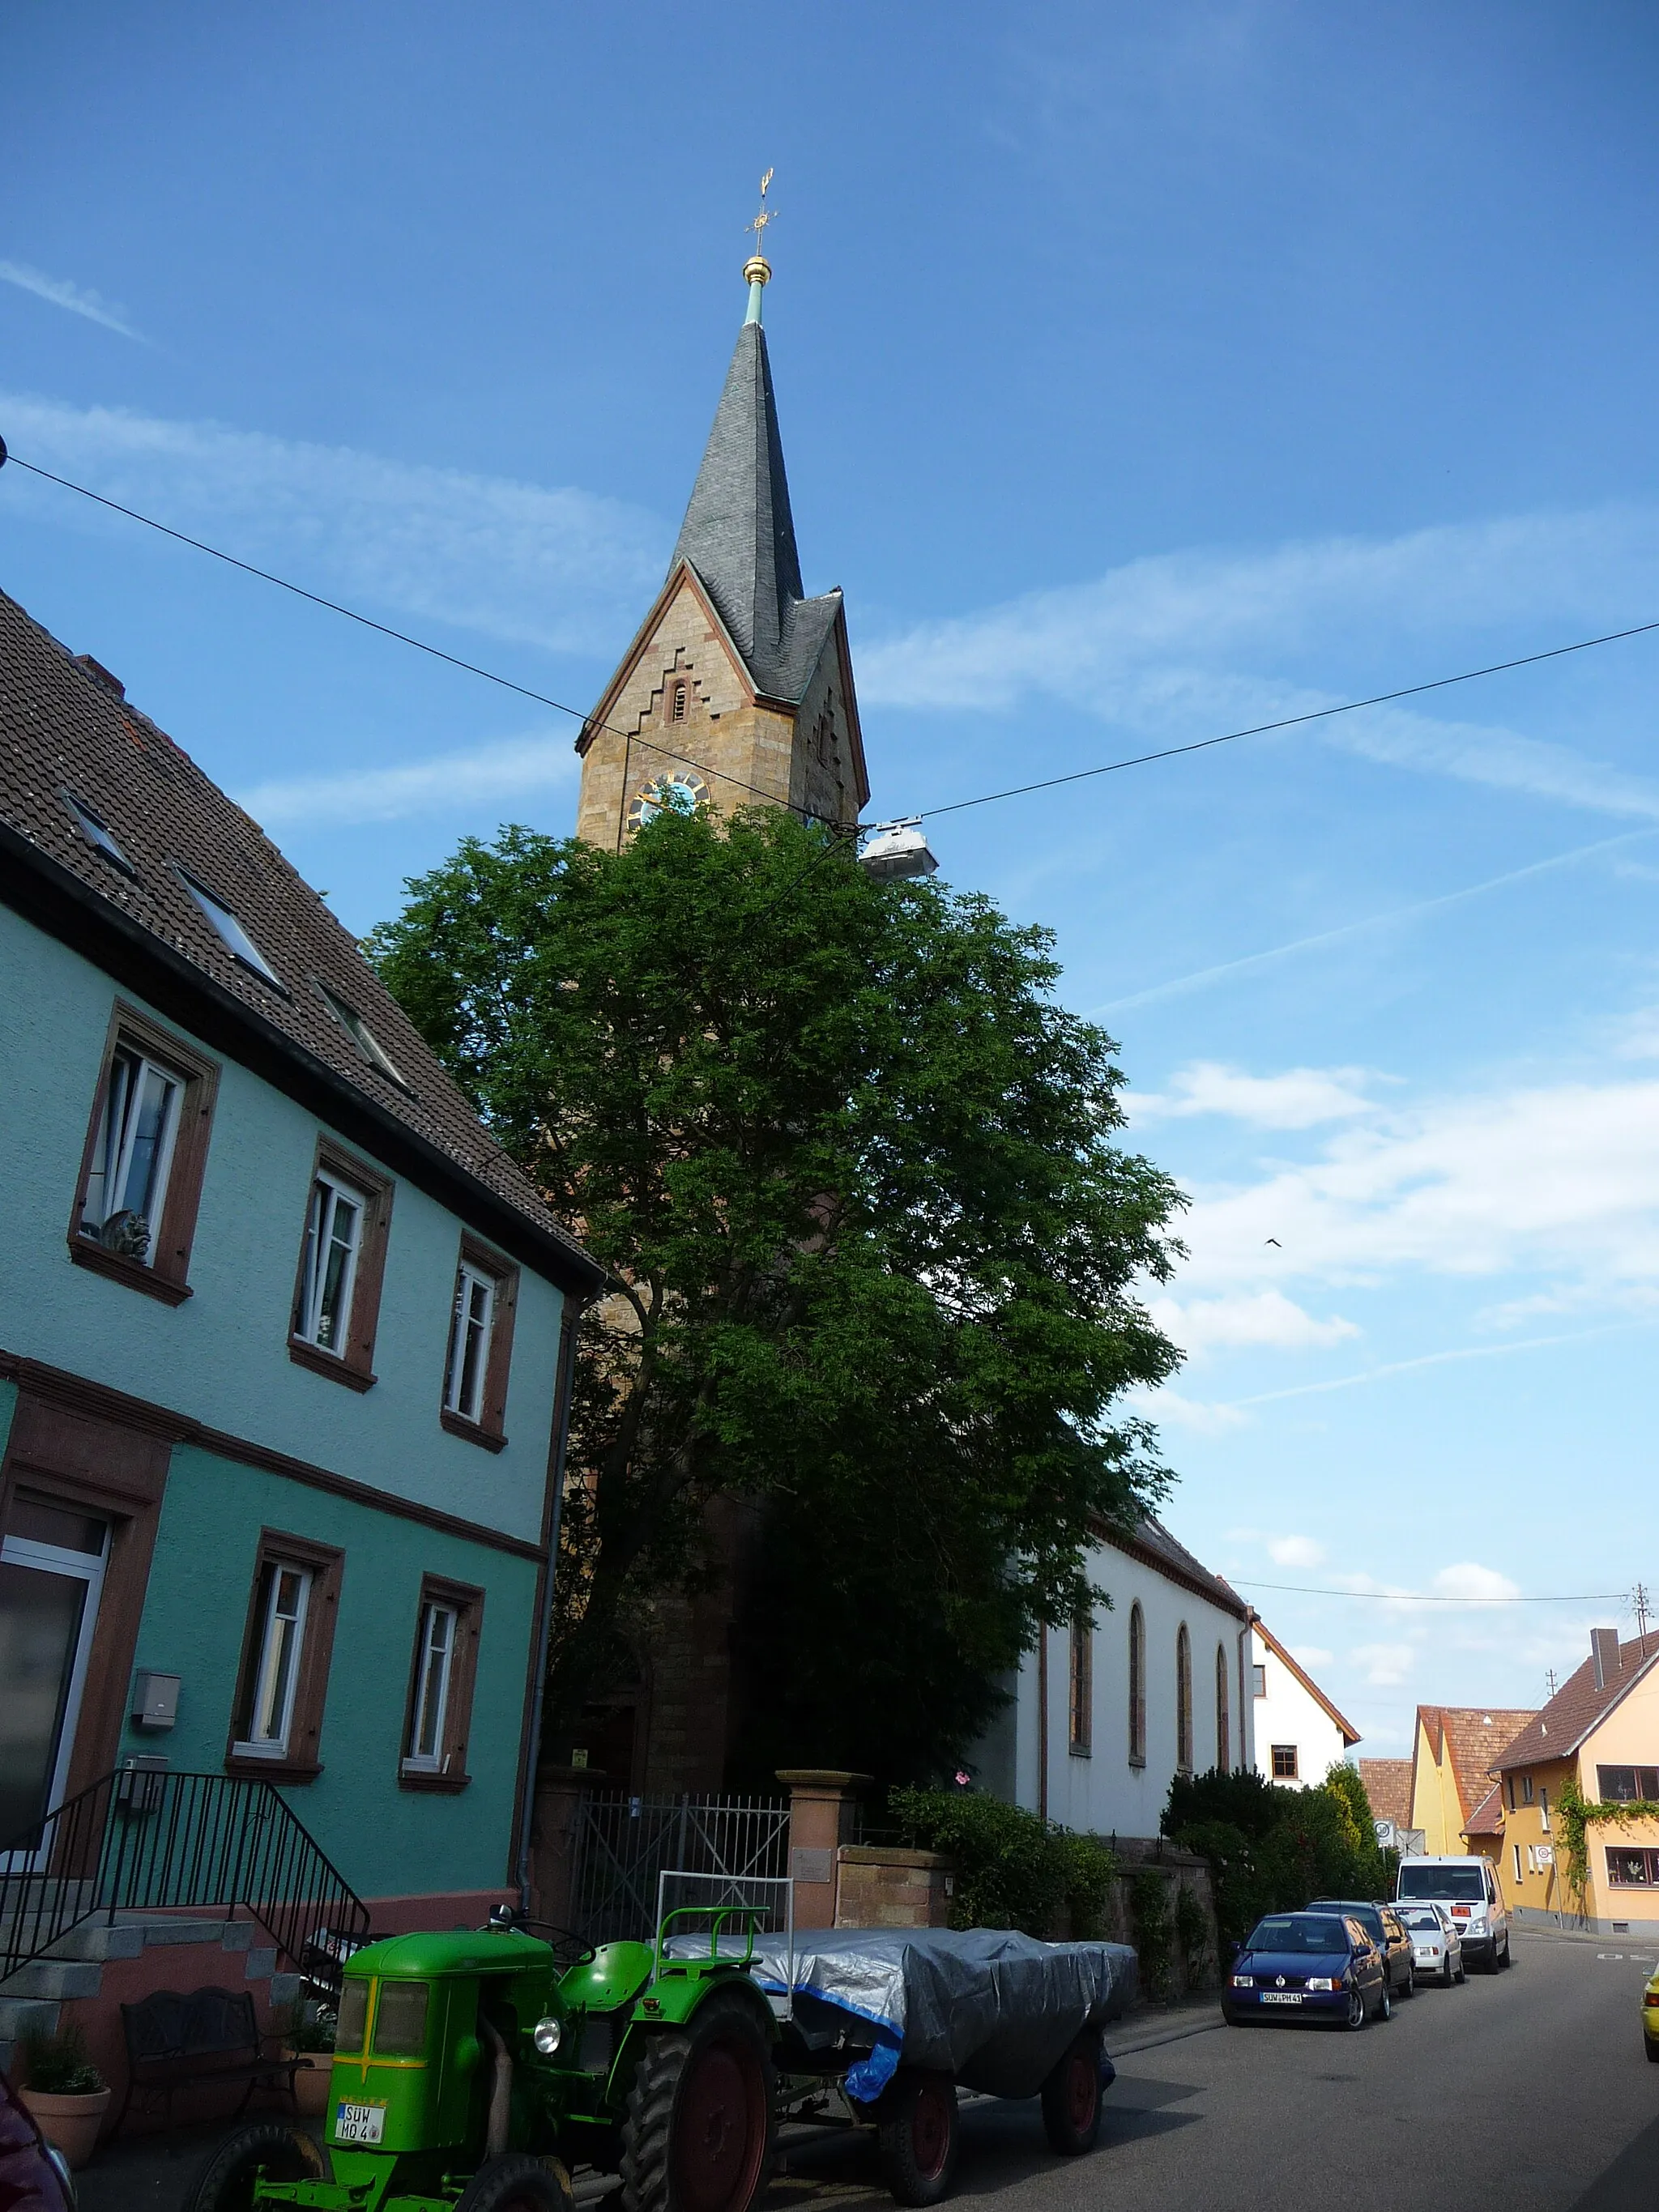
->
[186, 2121, 326, 2212]
[620, 1990, 776, 2212]
[876, 2070, 960, 2207]
[455, 2153, 576, 2212]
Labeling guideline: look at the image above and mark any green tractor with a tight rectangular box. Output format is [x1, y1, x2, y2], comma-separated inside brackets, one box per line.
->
[190, 1892, 1124, 2212]
[190, 1903, 788, 2212]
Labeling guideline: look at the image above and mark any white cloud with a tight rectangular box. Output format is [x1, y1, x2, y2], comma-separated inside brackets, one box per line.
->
[1432, 1563, 1521, 1604]
[1149, 1289, 1360, 1360]
[238, 731, 579, 829]
[1353, 1641, 1418, 1686]
[1143, 1389, 1249, 1436]
[0, 260, 143, 339]
[1132, 1061, 1379, 1128]
[1269, 1535, 1328, 1569]
[1291, 1645, 1334, 1669]
[0, 391, 667, 657]
[1176, 1076, 1659, 1295]
[859, 509, 1659, 822]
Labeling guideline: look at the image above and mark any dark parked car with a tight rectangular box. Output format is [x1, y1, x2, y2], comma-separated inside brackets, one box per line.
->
[1307, 1899, 1416, 1999]
[0, 2066, 76, 2210]
[1224, 1910, 1391, 2030]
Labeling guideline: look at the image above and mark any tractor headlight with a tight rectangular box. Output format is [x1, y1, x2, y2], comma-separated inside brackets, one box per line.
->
[533, 2015, 564, 2056]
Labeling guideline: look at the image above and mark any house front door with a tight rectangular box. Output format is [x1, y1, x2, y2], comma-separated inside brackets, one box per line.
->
[0, 1492, 109, 1867]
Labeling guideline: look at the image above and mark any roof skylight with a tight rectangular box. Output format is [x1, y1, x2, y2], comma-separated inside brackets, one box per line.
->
[314, 979, 412, 1091]
[62, 791, 134, 876]
[177, 870, 284, 987]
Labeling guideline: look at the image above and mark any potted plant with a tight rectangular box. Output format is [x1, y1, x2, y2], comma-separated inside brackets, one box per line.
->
[279, 2001, 336, 2116]
[17, 2022, 110, 2169]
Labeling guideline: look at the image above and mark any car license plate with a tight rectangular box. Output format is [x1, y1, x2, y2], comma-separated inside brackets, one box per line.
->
[335, 2100, 388, 2145]
[1261, 1992, 1303, 2005]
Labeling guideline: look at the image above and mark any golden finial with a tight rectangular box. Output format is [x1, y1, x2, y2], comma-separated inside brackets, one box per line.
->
[744, 168, 776, 295]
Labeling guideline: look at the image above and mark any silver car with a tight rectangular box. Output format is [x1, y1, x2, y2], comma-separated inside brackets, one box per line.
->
[1394, 1901, 1465, 1985]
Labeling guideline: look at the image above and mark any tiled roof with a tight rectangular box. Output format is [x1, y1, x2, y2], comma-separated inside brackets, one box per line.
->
[1417, 1707, 1539, 1818]
[1359, 1758, 1414, 1829]
[1254, 1617, 1362, 1745]
[1462, 1781, 1503, 1838]
[1492, 1632, 1659, 1773]
[1094, 1511, 1250, 1621]
[0, 586, 599, 1291]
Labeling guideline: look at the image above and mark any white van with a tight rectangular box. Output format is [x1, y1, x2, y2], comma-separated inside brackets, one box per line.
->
[1393, 1855, 1511, 1971]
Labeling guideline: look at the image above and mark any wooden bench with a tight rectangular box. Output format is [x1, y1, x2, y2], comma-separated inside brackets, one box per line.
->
[116, 1986, 313, 2138]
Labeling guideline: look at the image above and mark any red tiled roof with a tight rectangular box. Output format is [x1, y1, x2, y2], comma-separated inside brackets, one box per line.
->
[1416, 1707, 1539, 1819]
[1493, 1632, 1659, 1772]
[1462, 1781, 1503, 1838]
[0, 586, 599, 1290]
[1359, 1758, 1413, 1829]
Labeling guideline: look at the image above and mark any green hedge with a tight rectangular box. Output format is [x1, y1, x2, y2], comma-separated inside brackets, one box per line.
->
[889, 1787, 1119, 1937]
[1162, 1763, 1391, 1945]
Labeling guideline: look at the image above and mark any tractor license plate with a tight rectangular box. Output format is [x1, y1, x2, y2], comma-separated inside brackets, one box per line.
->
[335, 2099, 389, 2145]
[1261, 1993, 1303, 2005]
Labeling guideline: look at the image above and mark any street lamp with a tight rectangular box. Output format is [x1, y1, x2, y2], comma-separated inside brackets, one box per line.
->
[858, 817, 939, 884]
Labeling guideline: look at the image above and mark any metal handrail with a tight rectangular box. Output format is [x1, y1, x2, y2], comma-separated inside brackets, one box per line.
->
[0, 1768, 369, 1987]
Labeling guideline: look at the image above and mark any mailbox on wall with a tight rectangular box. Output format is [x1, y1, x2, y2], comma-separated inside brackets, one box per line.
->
[130, 1670, 181, 1731]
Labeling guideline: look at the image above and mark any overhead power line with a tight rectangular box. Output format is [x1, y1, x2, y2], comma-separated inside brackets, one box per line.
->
[0, 442, 800, 820]
[7, 437, 1659, 836]
[1230, 1578, 1630, 1604]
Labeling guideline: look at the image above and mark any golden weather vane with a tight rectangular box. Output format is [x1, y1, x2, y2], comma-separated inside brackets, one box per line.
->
[746, 168, 778, 258]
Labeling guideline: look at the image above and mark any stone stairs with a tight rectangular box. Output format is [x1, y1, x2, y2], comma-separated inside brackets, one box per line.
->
[0, 1916, 304, 2073]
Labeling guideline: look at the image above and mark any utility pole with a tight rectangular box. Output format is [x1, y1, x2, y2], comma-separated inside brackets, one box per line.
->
[1545, 1669, 1559, 1698]
[1635, 1583, 1653, 1642]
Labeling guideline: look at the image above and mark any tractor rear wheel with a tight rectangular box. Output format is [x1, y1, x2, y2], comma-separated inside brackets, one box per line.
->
[455, 2154, 576, 2211]
[620, 1989, 775, 2212]
[1040, 2029, 1103, 2155]
[876, 2070, 960, 2207]
[186, 2121, 326, 2212]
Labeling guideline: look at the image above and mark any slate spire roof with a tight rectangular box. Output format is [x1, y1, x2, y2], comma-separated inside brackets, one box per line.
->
[670, 318, 842, 704]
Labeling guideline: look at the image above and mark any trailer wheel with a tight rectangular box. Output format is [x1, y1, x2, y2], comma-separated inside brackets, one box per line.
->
[876, 2070, 960, 2207]
[1040, 2029, 1103, 2155]
[620, 1989, 775, 2212]
[186, 2121, 326, 2211]
[456, 2154, 576, 2211]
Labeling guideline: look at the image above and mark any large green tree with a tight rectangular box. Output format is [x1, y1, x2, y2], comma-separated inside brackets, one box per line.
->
[369, 805, 1185, 1780]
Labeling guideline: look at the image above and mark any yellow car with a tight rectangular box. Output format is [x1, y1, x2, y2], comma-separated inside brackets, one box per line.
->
[1644, 1967, 1659, 2064]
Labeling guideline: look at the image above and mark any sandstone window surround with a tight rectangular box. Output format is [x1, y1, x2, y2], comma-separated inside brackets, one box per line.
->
[224, 1527, 343, 1784]
[1068, 1613, 1092, 1756]
[288, 1138, 394, 1391]
[399, 1573, 484, 1793]
[440, 1234, 519, 1451]
[1176, 1622, 1193, 1775]
[1215, 1642, 1230, 1771]
[68, 1001, 220, 1307]
[1128, 1602, 1146, 1768]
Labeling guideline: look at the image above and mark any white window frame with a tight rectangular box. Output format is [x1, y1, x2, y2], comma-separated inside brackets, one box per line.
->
[234, 1562, 313, 1758]
[294, 1170, 368, 1355]
[1513, 1842, 1523, 1884]
[443, 1260, 497, 1424]
[79, 1045, 184, 1263]
[403, 1600, 459, 1774]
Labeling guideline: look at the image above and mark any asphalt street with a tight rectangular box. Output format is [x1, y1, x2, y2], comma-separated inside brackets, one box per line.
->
[770, 1929, 1659, 2212]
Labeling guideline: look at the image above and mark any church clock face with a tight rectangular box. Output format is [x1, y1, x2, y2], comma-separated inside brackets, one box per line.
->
[626, 770, 709, 833]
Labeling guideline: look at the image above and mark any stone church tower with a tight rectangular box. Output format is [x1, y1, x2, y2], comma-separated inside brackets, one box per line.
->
[566, 258, 869, 1794]
[574, 257, 870, 850]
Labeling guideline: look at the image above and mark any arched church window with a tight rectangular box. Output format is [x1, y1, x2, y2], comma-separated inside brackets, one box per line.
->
[1128, 1603, 1146, 1767]
[1216, 1643, 1230, 1771]
[1068, 1612, 1092, 1755]
[670, 681, 689, 723]
[1176, 1623, 1193, 1775]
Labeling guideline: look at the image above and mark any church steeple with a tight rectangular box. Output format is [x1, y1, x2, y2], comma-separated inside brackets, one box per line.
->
[574, 251, 869, 849]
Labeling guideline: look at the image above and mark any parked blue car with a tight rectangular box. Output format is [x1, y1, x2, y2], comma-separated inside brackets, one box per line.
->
[1224, 1911, 1391, 2030]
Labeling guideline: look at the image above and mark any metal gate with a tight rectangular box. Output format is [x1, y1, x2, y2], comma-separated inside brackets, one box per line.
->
[567, 1793, 790, 1944]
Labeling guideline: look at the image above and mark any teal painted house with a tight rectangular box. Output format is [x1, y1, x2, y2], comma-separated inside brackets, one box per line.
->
[0, 587, 601, 1934]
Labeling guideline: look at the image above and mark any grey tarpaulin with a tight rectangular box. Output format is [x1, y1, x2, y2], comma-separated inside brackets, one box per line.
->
[673, 1928, 1137, 2102]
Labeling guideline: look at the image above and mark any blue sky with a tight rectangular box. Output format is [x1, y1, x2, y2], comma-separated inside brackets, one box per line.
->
[6, 2, 1659, 1758]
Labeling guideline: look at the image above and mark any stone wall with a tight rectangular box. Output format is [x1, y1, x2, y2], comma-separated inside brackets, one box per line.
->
[833, 1846, 953, 1929]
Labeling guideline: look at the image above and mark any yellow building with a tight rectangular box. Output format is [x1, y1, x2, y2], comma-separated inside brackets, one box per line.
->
[1409, 1705, 1537, 1856]
[1493, 1628, 1659, 1938]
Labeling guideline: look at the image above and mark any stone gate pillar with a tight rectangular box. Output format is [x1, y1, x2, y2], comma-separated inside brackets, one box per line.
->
[778, 1769, 870, 1931]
